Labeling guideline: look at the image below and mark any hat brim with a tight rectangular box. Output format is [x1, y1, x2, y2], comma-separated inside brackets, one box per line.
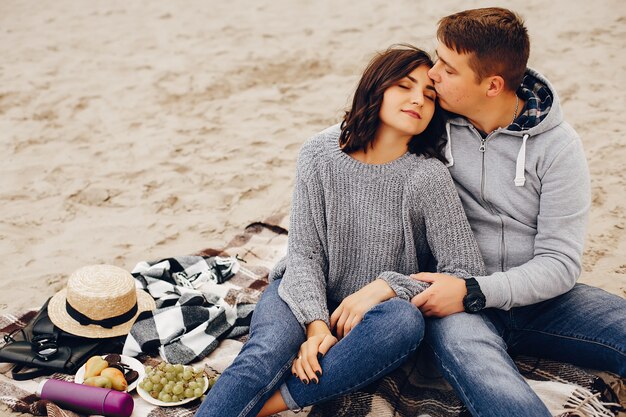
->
[48, 288, 156, 338]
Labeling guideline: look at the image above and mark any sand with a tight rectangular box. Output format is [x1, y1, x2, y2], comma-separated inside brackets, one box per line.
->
[1, 0, 624, 414]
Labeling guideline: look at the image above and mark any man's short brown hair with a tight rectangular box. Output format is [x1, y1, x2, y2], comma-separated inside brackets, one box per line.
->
[437, 7, 530, 91]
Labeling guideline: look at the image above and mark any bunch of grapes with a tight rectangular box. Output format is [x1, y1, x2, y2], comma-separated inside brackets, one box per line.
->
[138, 362, 209, 403]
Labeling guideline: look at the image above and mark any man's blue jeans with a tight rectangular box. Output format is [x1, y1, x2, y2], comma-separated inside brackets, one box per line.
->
[195, 279, 424, 417]
[426, 283, 626, 417]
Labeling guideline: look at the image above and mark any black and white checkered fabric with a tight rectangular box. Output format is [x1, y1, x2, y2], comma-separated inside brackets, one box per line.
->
[122, 255, 256, 364]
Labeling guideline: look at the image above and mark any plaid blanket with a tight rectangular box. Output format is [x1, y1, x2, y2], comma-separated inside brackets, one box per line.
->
[123, 254, 263, 364]
[1, 219, 624, 417]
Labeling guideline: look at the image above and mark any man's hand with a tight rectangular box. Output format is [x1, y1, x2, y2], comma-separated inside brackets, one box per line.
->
[330, 279, 395, 339]
[410, 272, 466, 317]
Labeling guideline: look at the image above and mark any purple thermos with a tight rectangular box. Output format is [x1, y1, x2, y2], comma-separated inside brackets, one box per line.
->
[36, 379, 134, 417]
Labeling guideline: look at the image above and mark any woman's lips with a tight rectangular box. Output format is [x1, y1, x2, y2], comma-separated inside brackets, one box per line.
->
[401, 110, 422, 119]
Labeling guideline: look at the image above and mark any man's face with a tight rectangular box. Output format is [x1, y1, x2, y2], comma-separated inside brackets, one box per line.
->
[428, 43, 488, 117]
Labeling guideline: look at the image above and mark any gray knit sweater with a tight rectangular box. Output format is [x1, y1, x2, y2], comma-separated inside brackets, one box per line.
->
[270, 125, 485, 328]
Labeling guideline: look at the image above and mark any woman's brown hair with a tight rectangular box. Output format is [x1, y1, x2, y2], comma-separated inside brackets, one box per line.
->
[339, 44, 447, 163]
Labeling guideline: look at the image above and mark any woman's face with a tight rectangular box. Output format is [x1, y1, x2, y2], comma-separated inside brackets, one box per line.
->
[378, 65, 437, 139]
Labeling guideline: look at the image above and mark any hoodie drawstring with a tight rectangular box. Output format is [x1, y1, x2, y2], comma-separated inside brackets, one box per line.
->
[514, 134, 530, 187]
[444, 123, 454, 167]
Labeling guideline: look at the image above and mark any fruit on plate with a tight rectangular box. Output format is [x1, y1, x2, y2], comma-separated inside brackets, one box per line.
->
[138, 362, 215, 403]
[81, 355, 136, 392]
[84, 375, 113, 389]
[100, 367, 128, 391]
[84, 356, 109, 379]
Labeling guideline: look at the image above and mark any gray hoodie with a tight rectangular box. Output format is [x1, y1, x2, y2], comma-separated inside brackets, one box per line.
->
[444, 68, 591, 310]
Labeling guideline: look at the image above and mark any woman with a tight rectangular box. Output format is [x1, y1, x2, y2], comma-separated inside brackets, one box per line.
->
[195, 45, 485, 417]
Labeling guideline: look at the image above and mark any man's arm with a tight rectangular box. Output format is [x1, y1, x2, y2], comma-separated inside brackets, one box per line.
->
[474, 137, 590, 310]
[412, 135, 590, 315]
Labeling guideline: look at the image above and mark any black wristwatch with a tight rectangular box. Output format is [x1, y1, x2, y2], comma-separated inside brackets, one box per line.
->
[463, 277, 486, 313]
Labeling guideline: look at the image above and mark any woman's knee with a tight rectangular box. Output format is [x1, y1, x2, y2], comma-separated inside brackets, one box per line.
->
[372, 298, 424, 347]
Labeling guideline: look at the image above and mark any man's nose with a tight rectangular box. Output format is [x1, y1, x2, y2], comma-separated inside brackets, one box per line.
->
[428, 65, 440, 82]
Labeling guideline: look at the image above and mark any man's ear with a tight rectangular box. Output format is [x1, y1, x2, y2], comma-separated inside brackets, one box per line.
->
[485, 76, 506, 97]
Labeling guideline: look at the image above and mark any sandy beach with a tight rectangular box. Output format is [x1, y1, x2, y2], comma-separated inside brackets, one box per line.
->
[1, 0, 624, 414]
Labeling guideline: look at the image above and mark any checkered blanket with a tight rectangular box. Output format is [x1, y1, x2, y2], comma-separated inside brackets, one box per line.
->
[1, 219, 624, 417]
[123, 254, 262, 364]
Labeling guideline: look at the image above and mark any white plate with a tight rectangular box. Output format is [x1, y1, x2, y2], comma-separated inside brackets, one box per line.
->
[74, 355, 145, 392]
[136, 375, 208, 406]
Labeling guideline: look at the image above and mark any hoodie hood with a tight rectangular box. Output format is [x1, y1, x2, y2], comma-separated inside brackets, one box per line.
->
[443, 68, 564, 187]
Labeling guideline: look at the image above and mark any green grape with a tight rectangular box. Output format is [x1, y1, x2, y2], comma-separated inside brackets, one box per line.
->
[150, 375, 160, 384]
[174, 364, 184, 373]
[143, 380, 154, 391]
[188, 381, 198, 390]
[157, 362, 166, 370]
[158, 392, 166, 402]
[156, 370, 165, 378]
[184, 388, 194, 398]
[145, 366, 153, 373]
[183, 371, 193, 380]
[165, 372, 175, 380]
[171, 395, 180, 402]
[172, 384, 184, 395]
[160, 377, 168, 386]
[138, 381, 144, 390]
[162, 393, 172, 402]
[153, 383, 163, 392]
[195, 377, 204, 385]
[193, 388, 202, 397]
[164, 363, 174, 372]
[163, 385, 172, 394]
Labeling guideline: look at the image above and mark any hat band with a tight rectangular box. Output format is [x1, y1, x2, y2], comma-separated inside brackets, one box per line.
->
[65, 300, 138, 329]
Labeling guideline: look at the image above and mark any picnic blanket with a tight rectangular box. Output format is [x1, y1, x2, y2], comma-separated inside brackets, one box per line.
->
[1, 217, 624, 417]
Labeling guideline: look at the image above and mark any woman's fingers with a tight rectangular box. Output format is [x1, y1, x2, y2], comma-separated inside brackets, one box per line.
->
[329, 305, 343, 329]
[335, 311, 349, 339]
[293, 355, 307, 381]
[318, 335, 335, 357]
[344, 314, 361, 337]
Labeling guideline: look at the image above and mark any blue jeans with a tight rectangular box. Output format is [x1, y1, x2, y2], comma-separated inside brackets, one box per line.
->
[195, 279, 424, 417]
[426, 283, 626, 417]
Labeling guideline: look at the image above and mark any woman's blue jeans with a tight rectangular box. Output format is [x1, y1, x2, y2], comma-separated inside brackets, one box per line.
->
[195, 279, 424, 417]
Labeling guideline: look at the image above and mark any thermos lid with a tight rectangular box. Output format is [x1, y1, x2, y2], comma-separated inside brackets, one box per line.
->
[36, 379, 47, 397]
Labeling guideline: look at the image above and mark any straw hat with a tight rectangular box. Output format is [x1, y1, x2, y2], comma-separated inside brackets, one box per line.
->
[48, 264, 156, 338]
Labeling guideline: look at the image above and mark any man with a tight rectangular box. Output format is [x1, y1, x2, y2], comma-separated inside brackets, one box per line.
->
[410, 7, 626, 417]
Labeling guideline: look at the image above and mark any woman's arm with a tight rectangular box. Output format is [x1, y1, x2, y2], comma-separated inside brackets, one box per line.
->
[415, 159, 485, 279]
[277, 141, 332, 330]
[377, 158, 485, 301]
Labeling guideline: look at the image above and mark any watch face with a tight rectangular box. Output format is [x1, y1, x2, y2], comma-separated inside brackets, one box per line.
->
[464, 293, 486, 313]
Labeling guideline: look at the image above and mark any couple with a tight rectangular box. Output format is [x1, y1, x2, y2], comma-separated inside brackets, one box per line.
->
[197, 7, 626, 417]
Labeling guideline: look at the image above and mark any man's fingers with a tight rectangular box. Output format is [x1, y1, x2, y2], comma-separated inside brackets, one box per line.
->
[410, 272, 436, 282]
[411, 289, 431, 308]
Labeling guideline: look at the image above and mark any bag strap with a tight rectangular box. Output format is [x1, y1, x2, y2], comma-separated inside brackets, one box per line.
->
[11, 364, 53, 381]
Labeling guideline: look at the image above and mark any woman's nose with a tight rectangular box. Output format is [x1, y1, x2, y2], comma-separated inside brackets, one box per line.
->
[411, 92, 424, 106]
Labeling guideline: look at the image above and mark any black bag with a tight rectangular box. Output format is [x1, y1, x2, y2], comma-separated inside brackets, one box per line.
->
[0, 298, 125, 380]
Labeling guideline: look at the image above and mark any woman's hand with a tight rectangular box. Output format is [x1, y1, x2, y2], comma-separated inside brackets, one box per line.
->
[292, 321, 337, 384]
[329, 279, 396, 340]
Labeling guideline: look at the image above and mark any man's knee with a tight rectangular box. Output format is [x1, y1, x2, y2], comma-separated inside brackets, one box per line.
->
[426, 313, 507, 356]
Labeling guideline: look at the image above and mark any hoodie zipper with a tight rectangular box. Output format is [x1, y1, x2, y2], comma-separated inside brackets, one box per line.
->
[475, 129, 506, 272]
